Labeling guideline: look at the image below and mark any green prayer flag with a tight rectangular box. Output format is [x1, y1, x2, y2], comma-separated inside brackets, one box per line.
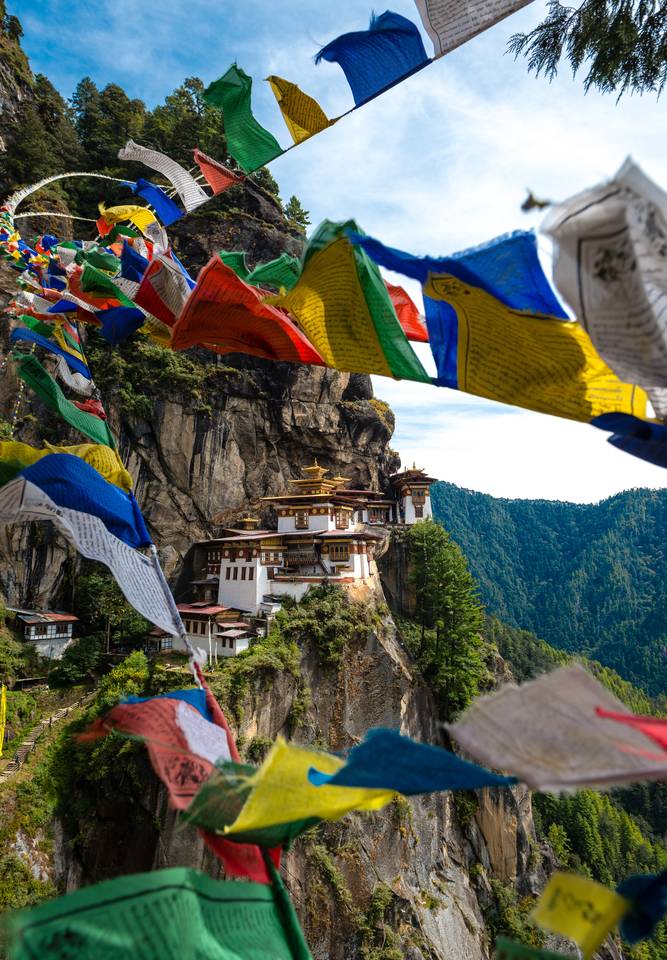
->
[8, 866, 313, 960]
[80, 262, 133, 307]
[219, 250, 250, 279]
[204, 65, 283, 172]
[247, 253, 301, 291]
[76, 249, 121, 274]
[15, 354, 115, 448]
[494, 938, 572, 959]
[183, 761, 320, 848]
[107, 224, 140, 242]
[20, 314, 53, 338]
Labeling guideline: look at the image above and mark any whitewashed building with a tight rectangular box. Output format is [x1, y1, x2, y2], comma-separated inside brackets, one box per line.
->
[7, 608, 79, 660]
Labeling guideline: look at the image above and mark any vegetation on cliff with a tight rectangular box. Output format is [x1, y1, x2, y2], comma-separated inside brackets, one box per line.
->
[431, 481, 667, 698]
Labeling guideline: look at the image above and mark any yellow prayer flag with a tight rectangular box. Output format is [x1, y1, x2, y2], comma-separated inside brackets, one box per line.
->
[140, 314, 172, 347]
[0, 684, 6, 759]
[424, 273, 647, 423]
[531, 872, 629, 958]
[226, 737, 394, 836]
[267, 75, 334, 144]
[99, 203, 156, 233]
[0, 440, 133, 492]
[270, 237, 394, 377]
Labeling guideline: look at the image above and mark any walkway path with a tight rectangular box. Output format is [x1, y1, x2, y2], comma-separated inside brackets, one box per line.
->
[0, 694, 92, 785]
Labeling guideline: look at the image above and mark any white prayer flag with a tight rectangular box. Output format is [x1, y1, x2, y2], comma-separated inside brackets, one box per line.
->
[414, 0, 535, 57]
[118, 140, 209, 212]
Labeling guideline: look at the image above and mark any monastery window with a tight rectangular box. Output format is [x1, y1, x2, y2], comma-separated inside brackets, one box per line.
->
[249, 568, 254, 581]
[295, 510, 309, 529]
[335, 509, 349, 529]
[226, 568, 231, 580]
[330, 543, 350, 562]
[241, 567, 247, 581]
[161, 637, 173, 651]
[415, 505, 424, 518]
[412, 490, 426, 504]
[233, 568, 239, 581]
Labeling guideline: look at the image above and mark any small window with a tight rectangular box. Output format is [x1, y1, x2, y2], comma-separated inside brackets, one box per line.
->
[249, 568, 254, 581]
[162, 637, 173, 650]
[415, 505, 423, 518]
[226, 568, 231, 580]
[233, 568, 239, 580]
[295, 510, 309, 529]
[241, 567, 247, 581]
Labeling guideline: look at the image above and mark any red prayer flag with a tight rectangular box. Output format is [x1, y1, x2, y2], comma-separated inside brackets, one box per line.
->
[171, 257, 324, 365]
[193, 148, 242, 195]
[386, 282, 428, 342]
[97, 217, 112, 237]
[73, 398, 107, 419]
[596, 707, 667, 752]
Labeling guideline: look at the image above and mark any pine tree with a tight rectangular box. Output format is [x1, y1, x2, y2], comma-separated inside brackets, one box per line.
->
[285, 195, 310, 230]
[508, 0, 667, 97]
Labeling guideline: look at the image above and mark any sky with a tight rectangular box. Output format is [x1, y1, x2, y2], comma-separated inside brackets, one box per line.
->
[9, 0, 667, 502]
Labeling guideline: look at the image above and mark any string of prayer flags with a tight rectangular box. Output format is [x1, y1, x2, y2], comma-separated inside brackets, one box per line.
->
[7, 866, 313, 960]
[78, 261, 134, 309]
[596, 706, 667, 752]
[593, 413, 667, 469]
[447, 664, 667, 791]
[530, 872, 629, 958]
[54, 355, 96, 397]
[308, 728, 517, 794]
[352, 230, 648, 420]
[171, 256, 325, 365]
[315, 11, 430, 107]
[130, 178, 184, 226]
[193, 148, 243, 195]
[616, 870, 667, 944]
[0, 439, 132, 491]
[271, 220, 430, 381]
[267, 76, 334, 144]
[204, 65, 284, 172]
[414, 0, 536, 57]
[0, 453, 183, 635]
[542, 158, 667, 419]
[386, 283, 428, 342]
[15, 353, 116, 447]
[10, 326, 91, 378]
[117, 140, 209, 212]
[494, 938, 571, 960]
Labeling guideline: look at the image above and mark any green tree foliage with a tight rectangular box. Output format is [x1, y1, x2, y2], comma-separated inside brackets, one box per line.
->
[3, 13, 22, 42]
[400, 520, 486, 719]
[431, 482, 667, 696]
[48, 634, 102, 687]
[285, 195, 310, 231]
[70, 77, 146, 169]
[73, 567, 149, 654]
[508, 0, 667, 97]
[142, 77, 226, 166]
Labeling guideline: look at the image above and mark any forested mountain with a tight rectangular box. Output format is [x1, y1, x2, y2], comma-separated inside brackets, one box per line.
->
[432, 482, 667, 696]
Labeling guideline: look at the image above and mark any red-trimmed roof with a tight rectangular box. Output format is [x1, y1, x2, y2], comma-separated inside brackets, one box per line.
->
[177, 603, 229, 616]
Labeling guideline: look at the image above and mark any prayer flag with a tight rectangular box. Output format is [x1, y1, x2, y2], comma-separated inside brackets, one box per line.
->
[531, 872, 629, 958]
[542, 158, 667, 421]
[414, 0, 536, 57]
[73, 398, 106, 419]
[135, 255, 194, 328]
[203, 65, 284, 172]
[353, 230, 647, 420]
[193, 148, 242, 195]
[315, 11, 429, 107]
[0, 683, 6, 758]
[220, 249, 301, 290]
[54, 356, 95, 397]
[592, 413, 667, 469]
[98, 202, 157, 234]
[97, 306, 146, 345]
[494, 938, 572, 959]
[267, 76, 334, 144]
[447, 664, 667, 791]
[79, 261, 134, 308]
[617, 869, 667, 944]
[8, 866, 313, 960]
[10, 327, 91, 378]
[118, 140, 208, 212]
[18, 314, 53, 338]
[0, 454, 183, 635]
[219, 249, 250, 279]
[596, 706, 667, 751]
[222, 737, 394, 839]
[0, 439, 132, 491]
[171, 256, 324, 365]
[120, 240, 149, 283]
[308, 728, 516, 794]
[271, 220, 430, 381]
[386, 282, 428, 341]
[131, 178, 184, 226]
[15, 354, 115, 448]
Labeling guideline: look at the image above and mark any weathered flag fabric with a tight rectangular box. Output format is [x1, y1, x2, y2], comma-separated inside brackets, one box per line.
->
[386, 282, 428, 341]
[0, 439, 132, 491]
[0, 454, 183, 635]
[592, 413, 667, 468]
[542, 159, 667, 420]
[171, 256, 324, 364]
[596, 706, 667, 752]
[15, 354, 116, 447]
[193, 148, 243, 195]
[10, 327, 90, 378]
[54, 355, 96, 397]
[118, 140, 209, 212]
[531, 872, 629, 958]
[308, 728, 516, 794]
[414, 0, 536, 57]
[271, 220, 430, 381]
[131, 178, 184, 226]
[315, 11, 429, 107]
[135, 255, 193, 327]
[616, 869, 667, 944]
[219, 248, 301, 290]
[120, 241, 149, 283]
[447, 664, 667, 791]
[353, 230, 648, 421]
[98, 202, 157, 233]
[79, 261, 134, 308]
[204, 66, 284, 172]
[267, 76, 334, 144]
[96, 305, 146, 345]
[8, 867, 313, 960]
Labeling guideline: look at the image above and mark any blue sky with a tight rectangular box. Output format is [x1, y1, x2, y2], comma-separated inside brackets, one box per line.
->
[10, 0, 667, 501]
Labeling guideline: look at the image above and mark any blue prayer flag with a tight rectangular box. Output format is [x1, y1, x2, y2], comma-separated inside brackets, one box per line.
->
[123, 688, 213, 723]
[617, 870, 667, 943]
[120, 241, 149, 283]
[47, 300, 78, 313]
[96, 306, 145, 346]
[10, 327, 91, 378]
[308, 728, 516, 794]
[315, 11, 429, 107]
[131, 179, 184, 227]
[592, 413, 667, 469]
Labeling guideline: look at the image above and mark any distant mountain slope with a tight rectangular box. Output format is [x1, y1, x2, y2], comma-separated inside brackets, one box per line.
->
[431, 482, 667, 696]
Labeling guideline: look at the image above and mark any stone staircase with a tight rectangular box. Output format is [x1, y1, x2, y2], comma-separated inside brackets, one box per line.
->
[0, 694, 92, 785]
